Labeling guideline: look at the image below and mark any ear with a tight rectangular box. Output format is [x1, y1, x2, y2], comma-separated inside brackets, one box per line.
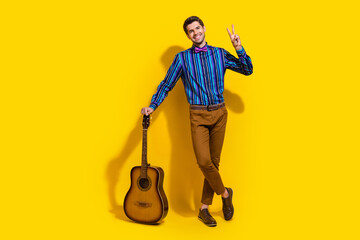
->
[204, 26, 206, 32]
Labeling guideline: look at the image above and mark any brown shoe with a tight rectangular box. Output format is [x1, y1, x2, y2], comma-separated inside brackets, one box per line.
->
[198, 208, 217, 227]
[222, 187, 234, 220]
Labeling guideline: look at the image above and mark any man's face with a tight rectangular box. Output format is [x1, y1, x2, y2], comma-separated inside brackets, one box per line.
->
[186, 21, 206, 46]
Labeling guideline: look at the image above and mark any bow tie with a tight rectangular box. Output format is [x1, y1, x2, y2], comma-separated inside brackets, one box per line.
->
[194, 46, 208, 53]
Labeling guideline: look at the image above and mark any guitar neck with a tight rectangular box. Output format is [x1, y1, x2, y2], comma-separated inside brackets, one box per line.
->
[141, 128, 148, 178]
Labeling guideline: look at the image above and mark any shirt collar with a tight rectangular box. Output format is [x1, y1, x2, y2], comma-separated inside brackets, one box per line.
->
[191, 42, 209, 51]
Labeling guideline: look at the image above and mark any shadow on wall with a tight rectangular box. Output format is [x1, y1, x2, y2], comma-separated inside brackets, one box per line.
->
[223, 89, 245, 114]
[106, 45, 246, 221]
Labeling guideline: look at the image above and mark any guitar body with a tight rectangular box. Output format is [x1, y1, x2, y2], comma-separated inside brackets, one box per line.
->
[123, 165, 168, 224]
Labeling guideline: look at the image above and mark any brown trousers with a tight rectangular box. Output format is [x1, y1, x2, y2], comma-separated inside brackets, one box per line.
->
[190, 105, 228, 205]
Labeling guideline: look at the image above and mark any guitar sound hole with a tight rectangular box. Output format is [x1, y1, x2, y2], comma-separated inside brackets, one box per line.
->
[137, 177, 152, 191]
[139, 178, 149, 188]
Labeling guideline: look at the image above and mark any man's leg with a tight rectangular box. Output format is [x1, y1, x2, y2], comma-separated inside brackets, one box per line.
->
[190, 107, 228, 205]
[202, 107, 228, 204]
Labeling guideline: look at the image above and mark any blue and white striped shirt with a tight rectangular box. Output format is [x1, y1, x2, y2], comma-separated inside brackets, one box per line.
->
[149, 44, 253, 110]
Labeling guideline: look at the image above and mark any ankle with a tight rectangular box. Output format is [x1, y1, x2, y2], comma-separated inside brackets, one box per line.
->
[222, 188, 229, 198]
[201, 204, 209, 210]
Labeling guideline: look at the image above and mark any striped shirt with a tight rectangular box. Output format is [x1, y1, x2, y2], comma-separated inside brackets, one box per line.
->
[150, 44, 253, 110]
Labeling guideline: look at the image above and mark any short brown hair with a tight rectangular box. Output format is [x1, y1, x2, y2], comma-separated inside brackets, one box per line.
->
[183, 16, 204, 34]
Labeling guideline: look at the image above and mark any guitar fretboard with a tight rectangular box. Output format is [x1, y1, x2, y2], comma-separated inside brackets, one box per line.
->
[141, 128, 148, 179]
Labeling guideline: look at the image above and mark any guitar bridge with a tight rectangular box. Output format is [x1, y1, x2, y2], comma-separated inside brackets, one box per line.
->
[135, 201, 152, 208]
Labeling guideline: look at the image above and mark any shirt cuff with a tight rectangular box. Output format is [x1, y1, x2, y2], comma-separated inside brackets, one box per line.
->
[236, 47, 246, 57]
[149, 104, 157, 111]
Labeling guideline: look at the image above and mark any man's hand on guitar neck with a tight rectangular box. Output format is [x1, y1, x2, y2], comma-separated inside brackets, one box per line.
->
[141, 107, 154, 116]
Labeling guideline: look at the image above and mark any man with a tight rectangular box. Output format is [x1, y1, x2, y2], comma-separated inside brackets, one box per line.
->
[141, 16, 253, 227]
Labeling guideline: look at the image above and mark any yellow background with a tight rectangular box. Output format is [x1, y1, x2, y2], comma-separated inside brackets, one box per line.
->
[1, 0, 359, 239]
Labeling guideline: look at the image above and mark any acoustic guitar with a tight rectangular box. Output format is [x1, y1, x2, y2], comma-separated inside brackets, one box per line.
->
[123, 115, 168, 224]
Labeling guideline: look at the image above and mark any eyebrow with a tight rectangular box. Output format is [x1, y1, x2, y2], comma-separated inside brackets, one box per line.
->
[188, 26, 201, 33]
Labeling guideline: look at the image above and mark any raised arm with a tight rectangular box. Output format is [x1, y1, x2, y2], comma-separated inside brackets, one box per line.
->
[225, 24, 253, 75]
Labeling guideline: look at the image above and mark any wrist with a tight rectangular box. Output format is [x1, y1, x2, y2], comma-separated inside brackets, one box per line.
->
[235, 45, 243, 51]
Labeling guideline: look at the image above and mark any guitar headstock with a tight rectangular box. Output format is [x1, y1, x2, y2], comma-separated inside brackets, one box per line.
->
[142, 115, 150, 129]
